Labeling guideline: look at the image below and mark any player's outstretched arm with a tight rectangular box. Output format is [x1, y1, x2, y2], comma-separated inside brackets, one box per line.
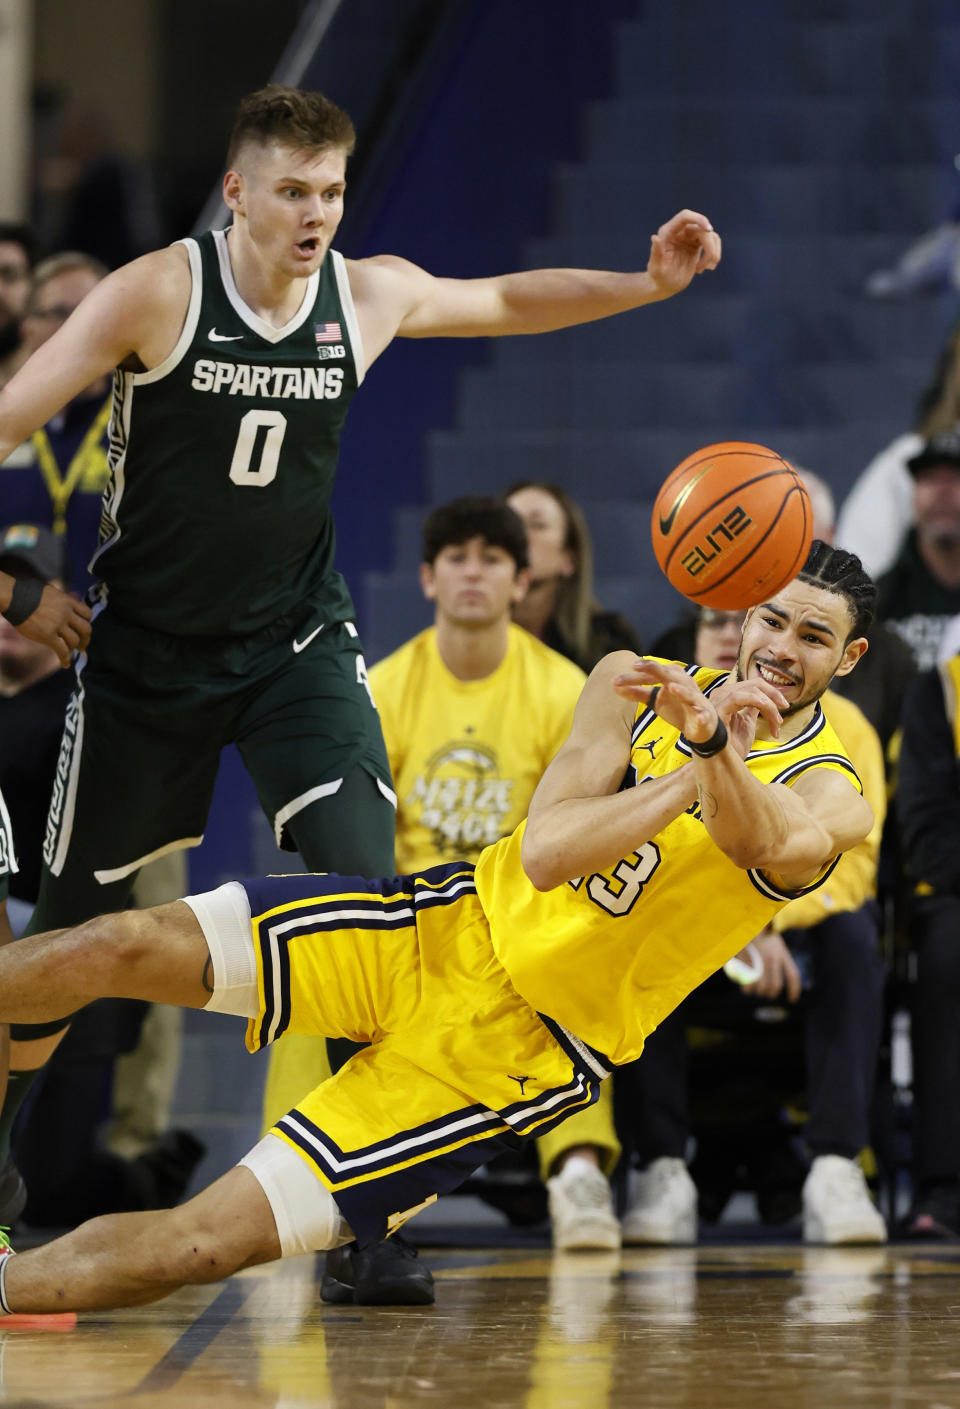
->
[0, 572, 91, 666]
[0, 247, 189, 463]
[521, 652, 700, 890]
[348, 211, 720, 355]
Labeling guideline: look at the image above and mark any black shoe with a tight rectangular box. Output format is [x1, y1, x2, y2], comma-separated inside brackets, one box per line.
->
[901, 1182, 960, 1240]
[320, 1234, 435, 1306]
[0, 1157, 26, 1226]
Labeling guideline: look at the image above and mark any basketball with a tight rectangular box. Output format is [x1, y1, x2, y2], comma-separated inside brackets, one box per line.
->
[650, 441, 813, 609]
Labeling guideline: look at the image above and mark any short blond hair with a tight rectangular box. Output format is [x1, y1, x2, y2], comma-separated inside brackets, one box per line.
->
[227, 85, 355, 168]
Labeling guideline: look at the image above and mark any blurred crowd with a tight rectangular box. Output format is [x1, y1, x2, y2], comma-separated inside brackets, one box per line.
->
[3, 206, 960, 1262]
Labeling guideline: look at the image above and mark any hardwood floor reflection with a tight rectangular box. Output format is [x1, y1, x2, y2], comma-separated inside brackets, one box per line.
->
[2, 1243, 958, 1407]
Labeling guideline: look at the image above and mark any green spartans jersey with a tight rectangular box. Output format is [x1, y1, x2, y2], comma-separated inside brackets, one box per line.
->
[92, 229, 364, 637]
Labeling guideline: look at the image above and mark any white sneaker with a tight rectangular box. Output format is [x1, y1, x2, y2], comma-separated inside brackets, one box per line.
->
[802, 1155, 888, 1245]
[547, 1159, 621, 1252]
[622, 1157, 698, 1245]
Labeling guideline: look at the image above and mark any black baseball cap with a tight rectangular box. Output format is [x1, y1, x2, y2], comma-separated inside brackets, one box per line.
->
[907, 429, 960, 477]
[0, 523, 65, 581]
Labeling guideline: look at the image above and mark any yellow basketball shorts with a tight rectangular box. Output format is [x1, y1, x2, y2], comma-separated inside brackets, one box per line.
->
[236, 866, 610, 1246]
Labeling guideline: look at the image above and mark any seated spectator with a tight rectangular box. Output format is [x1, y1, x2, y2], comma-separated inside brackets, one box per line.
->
[896, 618, 960, 1237]
[875, 430, 960, 671]
[836, 323, 960, 580]
[617, 588, 888, 1245]
[505, 481, 642, 669]
[0, 252, 110, 595]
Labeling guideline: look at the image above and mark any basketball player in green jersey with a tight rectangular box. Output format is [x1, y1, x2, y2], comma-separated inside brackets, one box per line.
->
[0, 85, 720, 1296]
[0, 547, 877, 1316]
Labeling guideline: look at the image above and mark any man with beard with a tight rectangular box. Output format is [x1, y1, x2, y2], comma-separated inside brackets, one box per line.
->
[876, 429, 960, 670]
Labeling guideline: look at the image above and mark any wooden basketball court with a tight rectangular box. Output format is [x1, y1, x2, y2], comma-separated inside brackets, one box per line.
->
[3, 1242, 958, 1406]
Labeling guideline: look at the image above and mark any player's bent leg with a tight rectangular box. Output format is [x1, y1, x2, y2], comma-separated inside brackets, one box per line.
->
[0, 1138, 353, 1314]
[0, 902, 217, 1028]
[0, 1166, 284, 1314]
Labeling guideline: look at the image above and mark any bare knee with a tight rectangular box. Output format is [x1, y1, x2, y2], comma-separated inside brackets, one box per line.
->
[70, 910, 152, 995]
[160, 1201, 279, 1287]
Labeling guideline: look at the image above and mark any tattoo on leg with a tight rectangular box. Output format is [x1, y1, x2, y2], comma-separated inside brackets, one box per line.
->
[698, 786, 718, 819]
[202, 955, 214, 995]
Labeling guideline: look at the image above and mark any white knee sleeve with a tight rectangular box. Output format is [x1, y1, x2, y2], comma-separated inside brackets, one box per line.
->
[241, 1134, 353, 1257]
[182, 881, 259, 1018]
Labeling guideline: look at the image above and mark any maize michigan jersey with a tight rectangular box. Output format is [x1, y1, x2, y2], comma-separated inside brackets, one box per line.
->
[474, 661, 863, 1066]
[369, 624, 586, 872]
[91, 229, 363, 637]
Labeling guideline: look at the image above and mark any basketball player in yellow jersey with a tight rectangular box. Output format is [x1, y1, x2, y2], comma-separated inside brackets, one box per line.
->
[0, 542, 875, 1315]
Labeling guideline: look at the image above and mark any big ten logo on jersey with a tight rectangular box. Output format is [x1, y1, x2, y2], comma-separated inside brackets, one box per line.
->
[407, 741, 515, 856]
[190, 359, 344, 400]
[680, 505, 751, 578]
[317, 344, 345, 360]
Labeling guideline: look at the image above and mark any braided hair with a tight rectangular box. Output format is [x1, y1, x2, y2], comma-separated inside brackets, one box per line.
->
[795, 539, 876, 639]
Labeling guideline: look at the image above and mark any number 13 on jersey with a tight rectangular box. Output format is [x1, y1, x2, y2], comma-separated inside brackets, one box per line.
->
[569, 843, 662, 916]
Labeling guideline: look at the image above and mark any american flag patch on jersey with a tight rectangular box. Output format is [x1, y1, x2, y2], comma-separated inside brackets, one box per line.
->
[315, 322, 342, 343]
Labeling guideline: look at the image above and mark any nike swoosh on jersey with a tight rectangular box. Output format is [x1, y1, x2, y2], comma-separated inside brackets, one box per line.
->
[292, 624, 325, 653]
[657, 463, 713, 535]
[208, 328, 244, 342]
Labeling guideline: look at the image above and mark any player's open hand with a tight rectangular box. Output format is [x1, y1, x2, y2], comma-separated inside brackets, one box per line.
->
[612, 657, 722, 742]
[646, 210, 721, 299]
[17, 584, 92, 667]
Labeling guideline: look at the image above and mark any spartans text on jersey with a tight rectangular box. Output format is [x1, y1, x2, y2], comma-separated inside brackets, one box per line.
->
[190, 360, 345, 400]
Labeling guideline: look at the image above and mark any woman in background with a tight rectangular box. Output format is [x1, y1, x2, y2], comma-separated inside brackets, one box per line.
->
[505, 481, 642, 669]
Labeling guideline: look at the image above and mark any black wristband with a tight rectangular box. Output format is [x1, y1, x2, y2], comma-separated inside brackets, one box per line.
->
[685, 717, 728, 758]
[1, 577, 44, 627]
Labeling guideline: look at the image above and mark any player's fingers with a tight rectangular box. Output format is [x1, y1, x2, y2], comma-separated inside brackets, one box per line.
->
[53, 636, 70, 668]
[658, 208, 712, 236]
[696, 229, 722, 270]
[60, 623, 81, 650]
[616, 657, 691, 686]
[753, 693, 783, 738]
[611, 679, 654, 701]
